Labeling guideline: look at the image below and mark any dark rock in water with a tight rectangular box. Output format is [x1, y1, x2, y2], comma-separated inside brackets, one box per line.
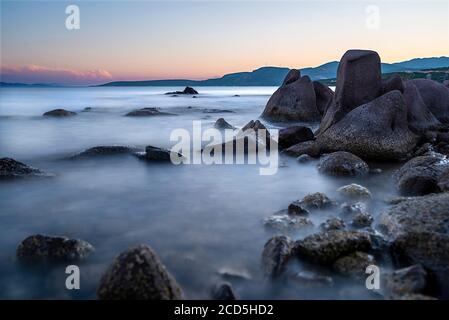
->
[214, 118, 235, 130]
[165, 86, 198, 95]
[287, 201, 310, 216]
[351, 212, 374, 228]
[394, 154, 449, 196]
[381, 74, 404, 94]
[337, 184, 372, 200]
[17, 234, 94, 262]
[333, 251, 375, 279]
[211, 282, 236, 300]
[318, 50, 382, 134]
[317, 151, 369, 177]
[299, 192, 336, 210]
[241, 119, 269, 134]
[70, 145, 140, 159]
[313, 81, 334, 115]
[283, 140, 321, 158]
[125, 107, 175, 117]
[320, 217, 346, 232]
[262, 235, 293, 277]
[97, 244, 183, 300]
[262, 74, 320, 122]
[263, 213, 313, 231]
[138, 146, 184, 162]
[282, 69, 301, 86]
[293, 230, 372, 264]
[278, 126, 314, 149]
[297, 154, 313, 163]
[0, 158, 49, 180]
[384, 264, 427, 296]
[411, 79, 449, 123]
[403, 81, 440, 134]
[317, 91, 418, 160]
[378, 193, 449, 296]
[43, 109, 76, 117]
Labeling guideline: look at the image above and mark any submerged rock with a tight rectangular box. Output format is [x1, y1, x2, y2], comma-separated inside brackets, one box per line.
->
[317, 152, 369, 177]
[125, 107, 175, 117]
[43, 109, 76, 117]
[297, 154, 314, 163]
[70, 145, 140, 159]
[0, 158, 49, 180]
[214, 118, 235, 130]
[97, 244, 183, 300]
[261, 235, 293, 277]
[278, 126, 314, 149]
[263, 213, 313, 231]
[333, 251, 375, 279]
[17, 234, 94, 262]
[165, 86, 198, 95]
[337, 184, 372, 200]
[211, 282, 236, 300]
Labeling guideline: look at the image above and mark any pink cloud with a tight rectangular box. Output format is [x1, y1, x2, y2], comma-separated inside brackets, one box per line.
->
[0, 65, 113, 85]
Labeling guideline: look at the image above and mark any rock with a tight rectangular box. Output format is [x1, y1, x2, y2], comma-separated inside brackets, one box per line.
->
[340, 201, 368, 214]
[283, 140, 321, 158]
[337, 184, 372, 200]
[381, 74, 404, 94]
[282, 69, 301, 85]
[0, 158, 49, 180]
[211, 283, 236, 300]
[16, 234, 94, 262]
[294, 230, 372, 264]
[317, 152, 369, 177]
[261, 235, 293, 277]
[394, 154, 449, 196]
[333, 251, 375, 279]
[297, 154, 313, 163]
[313, 81, 334, 115]
[403, 81, 440, 134]
[263, 213, 313, 231]
[289, 270, 333, 286]
[125, 107, 175, 117]
[318, 50, 382, 134]
[287, 201, 310, 215]
[411, 79, 449, 123]
[351, 212, 374, 228]
[140, 146, 184, 162]
[437, 168, 449, 191]
[299, 192, 336, 210]
[240, 119, 270, 136]
[278, 126, 314, 149]
[317, 91, 418, 160]
[165, 86, 198, 95]
[320, 217, 346, 232]
[97, 245, 183, 300]
[384, 264, 427, 295]
[413, 143, 435, 157]
[262, 74, 320, 122]
[214, 118, 235, 130]
[378, 193, 449, 295]
[70, 145, 140, 159]
[43, 109, 76, 117]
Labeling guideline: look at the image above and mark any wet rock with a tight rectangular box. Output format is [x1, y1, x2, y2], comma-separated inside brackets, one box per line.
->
[384, 264, 427, 295]
[43, 109, 76, 117]
[214, 118, 235, 130]
[381, 74, 404, 94]
[211, 282, 236, 300]
[317, 152, 369, 177]
[283, 140, 321, 158]
[394, 154, 449, 196]
[261, 235, 293, 277]
[340, 201, 368, 215]
[139, 146, 184, 162]
[351, 212, 374, 228]
[125, 107, 175, 117]
[318, 50, 382, 134]
[297, 154, 313, 163]
[320, 217, 346, 232]
[0, 158, 49, 180]
[337, 184, 372, 200]
[287, 201, 310, 215]
[97, 244, 183, 300]
[411, 79, 449, 123]
[333, 251, 375, 279]
[278, 126, 314, 149]
[313, 81, 334, 115]
[262, 73, 320, 122]
[294, 230, 372, 264]
[70, 145, 140, 159]
[263, 213, 313, 231]
[299, 192, 336, 210]
[17, 234, 94, 262]
[165, 86, 198, 95]
[317, 91, 418, 160]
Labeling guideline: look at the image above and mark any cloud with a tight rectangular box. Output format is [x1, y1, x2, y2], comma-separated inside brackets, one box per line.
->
[0, 65, 113, 85]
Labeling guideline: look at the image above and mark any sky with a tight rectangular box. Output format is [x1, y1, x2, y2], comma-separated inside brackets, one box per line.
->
[1, 0, 448, 85]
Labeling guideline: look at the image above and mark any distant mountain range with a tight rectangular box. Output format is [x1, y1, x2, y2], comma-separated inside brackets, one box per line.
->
[2, 56, 448, 87]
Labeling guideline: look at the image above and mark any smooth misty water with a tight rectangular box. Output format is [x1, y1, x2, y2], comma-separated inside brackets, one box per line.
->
[0, 86, 398, 299]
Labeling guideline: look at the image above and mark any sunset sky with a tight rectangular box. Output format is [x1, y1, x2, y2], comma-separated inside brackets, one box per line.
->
[1, 0, 448, 85]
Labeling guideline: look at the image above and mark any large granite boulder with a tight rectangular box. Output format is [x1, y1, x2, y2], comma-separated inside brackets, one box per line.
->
[313, 81, 334, 115]
[278, 126, 314, 149]
[318, 50, 382, 134]
[317, 91, 418, 160]
[262, 72, 320, 122]
[97, 245, 184, 300]
[411, 79, 449, 123]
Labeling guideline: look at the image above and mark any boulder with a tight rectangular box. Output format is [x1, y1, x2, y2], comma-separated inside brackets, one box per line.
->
[0, 158, 49, 180]
[298, 192, 336, 210]
[317, 91, 418, 160]
[337, 184, 372, 200]
[333, 251, 375, 279]
[411, 79, 449, 123]
[293, 230, 372, 264]
[165, 86, 198, 95]
[313, 81, 334, 115]
[318, 50, 382, 134]
[320, 217, 346, 232]
[262, 75, 320, 122]
[261, 235, 293, 277]
[211, 283, 236, 300]
[70, 145, 140, 159]
[214, 118, 235, 130]
[283, 140, 321, 158]
[317, 151, 369, 177]
[278, 126, 314, 149]
[17, 234, 94, 262]
[394, 154, 449, 196]
[126, 107, 175, 117]
[43, 109, 76, 117]
[97, 245, 183, 300]
[381, 74, 404, 94]
[282, 69, 301, 85]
